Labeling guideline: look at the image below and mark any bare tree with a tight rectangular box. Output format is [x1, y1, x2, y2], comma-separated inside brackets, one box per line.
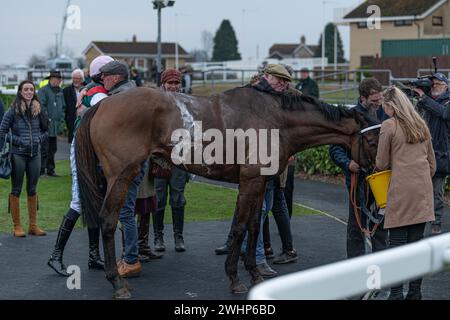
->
[190, 49, 209, 63]
[27, 54, 46, 68]
[201, 30, 213, 61]
[44, 44, 74, 60]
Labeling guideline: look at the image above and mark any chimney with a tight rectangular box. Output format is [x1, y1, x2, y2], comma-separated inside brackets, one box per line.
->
[132, 34, 137, 43]
[300, 35, 306, 45]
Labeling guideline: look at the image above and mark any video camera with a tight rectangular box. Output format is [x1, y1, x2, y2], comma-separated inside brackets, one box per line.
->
[401, 57, 438, 98]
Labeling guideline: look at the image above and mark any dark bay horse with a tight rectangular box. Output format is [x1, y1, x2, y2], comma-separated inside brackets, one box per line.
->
[75, 86, 379, 299]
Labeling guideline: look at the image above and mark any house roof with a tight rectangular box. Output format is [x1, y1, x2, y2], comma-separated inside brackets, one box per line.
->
[344, 0, 445, 20]
[269, 44, 319, 57]
[84, 41, 189, 56]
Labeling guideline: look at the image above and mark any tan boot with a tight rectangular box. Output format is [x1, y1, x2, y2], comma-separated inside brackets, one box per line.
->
[27, 195, 46, 236]
[117, 260, 142, 278]
[9, 194, 26, 237]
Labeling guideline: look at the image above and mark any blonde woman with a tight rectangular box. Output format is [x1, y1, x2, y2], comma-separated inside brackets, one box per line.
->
[376, 86, 436, 300]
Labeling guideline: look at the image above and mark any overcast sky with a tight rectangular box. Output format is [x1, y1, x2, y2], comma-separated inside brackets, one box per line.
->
[0, 0, 363, 66]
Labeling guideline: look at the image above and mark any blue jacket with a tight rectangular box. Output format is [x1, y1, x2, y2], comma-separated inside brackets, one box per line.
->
[329, 101, 387, 188]
[0, 104, 48, 157]
[417, 91, 450, 175]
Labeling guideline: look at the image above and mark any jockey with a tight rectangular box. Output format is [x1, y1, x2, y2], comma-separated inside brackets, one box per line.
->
[47, 55, 113, 277]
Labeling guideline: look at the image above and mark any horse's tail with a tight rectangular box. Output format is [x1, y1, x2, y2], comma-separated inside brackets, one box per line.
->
[75, 104, 103, 228]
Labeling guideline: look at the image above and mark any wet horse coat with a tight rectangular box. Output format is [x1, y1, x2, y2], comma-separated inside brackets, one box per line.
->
[75, 86, 379, 298]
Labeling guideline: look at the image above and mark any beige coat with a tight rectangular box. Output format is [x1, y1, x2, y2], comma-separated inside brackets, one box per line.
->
[376, 118, 436, 229]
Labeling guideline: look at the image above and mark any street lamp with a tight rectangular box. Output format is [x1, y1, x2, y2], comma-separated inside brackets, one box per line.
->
[152, 0, 175, 85]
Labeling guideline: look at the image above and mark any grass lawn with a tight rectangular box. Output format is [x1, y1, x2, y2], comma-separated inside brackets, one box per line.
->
[0, 160, 320, 233]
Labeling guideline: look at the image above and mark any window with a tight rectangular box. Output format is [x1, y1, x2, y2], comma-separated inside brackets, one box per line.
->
[432, 16, 443, 26]
[357, 21, 367, 29]
[394, 20, 413, 26]
[135, 58, 147, 70]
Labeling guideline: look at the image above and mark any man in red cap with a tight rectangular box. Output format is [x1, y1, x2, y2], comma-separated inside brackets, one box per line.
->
[152, 68, 191, 253]
[161, 68, 182, 92]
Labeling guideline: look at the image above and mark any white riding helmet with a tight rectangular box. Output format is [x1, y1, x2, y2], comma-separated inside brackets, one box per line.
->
[90, 55, 114, 77]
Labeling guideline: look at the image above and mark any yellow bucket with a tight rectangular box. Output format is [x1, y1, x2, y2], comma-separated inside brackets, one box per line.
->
[365, 170, 392, 209]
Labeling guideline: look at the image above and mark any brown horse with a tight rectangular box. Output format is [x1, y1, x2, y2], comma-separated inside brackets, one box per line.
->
[75, 86, 379, 299]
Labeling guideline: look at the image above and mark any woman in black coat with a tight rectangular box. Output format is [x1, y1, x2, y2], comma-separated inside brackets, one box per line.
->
[0, 80, 48, 237]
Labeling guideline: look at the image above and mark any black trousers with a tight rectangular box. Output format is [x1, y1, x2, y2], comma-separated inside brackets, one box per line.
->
[389, 223, 425, 248]
[271, 186, 294, 252]
[41, 136, 57, 175]
[388, 223, 426, 295]
[283, 165, 295, 218]
[347, 183, 388, 258]
[11, 153, 41, 197]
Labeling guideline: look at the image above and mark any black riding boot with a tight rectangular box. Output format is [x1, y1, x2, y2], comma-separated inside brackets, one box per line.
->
[263, 218, 274, 258]
[138, 213, 162, 262]
[406, 279, 422, 300]
[152, 209, 165, 252]
[388, 285, 404, 300]
[172, 207, 185, 252]
[215, 234, 233, 255]
[47, 212, 77, 277]
[215, 211, 236, 255]
[88, 227, 104, 270]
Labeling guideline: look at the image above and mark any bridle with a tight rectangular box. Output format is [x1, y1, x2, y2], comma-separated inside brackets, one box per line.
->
[357, 124, 381, 174]
[351, 123, 382, 236]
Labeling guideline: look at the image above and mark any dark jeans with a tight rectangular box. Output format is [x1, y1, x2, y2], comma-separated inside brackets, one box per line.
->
[272, 184, 294, 252]
[347, 182, 388, 258]
[283, 165, 295, 218]
[41, 136, 57, 175]
[432, 175, 446, 226]
[11, 153, 41, 197]
[119, 160, 147, 264]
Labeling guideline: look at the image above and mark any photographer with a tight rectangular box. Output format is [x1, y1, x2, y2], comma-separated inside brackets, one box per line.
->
[414, 73, 450, 235]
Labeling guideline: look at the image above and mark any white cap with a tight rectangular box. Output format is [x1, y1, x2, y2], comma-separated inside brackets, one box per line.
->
[90, 55, 114, 77]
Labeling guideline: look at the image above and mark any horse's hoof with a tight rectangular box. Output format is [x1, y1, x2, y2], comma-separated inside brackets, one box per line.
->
[113, 287, 132, 299]
[251, 275, 264, 286]
[230, 282, 248, 294]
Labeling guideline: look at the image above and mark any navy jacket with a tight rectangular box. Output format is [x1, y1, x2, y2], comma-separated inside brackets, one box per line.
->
[417, 91, 450, 175]
[0, 100, 4, 122]
[0, 105, 48, 157]
[329, 101, 387, 188]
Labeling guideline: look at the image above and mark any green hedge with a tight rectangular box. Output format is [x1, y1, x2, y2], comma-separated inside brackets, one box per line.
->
[295, 146, 450, 192]
[0, 94, 14, 110]
[296, 145, 342, 175]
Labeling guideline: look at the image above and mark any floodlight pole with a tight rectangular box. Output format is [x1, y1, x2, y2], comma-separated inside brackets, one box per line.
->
[157, 5, 162, 85]
[153, 0, 175, 85]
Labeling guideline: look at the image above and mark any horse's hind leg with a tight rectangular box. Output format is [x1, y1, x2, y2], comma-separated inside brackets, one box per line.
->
[100, 165, 141, 299]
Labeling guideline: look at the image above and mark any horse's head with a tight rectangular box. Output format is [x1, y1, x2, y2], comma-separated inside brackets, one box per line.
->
[351, 111, 381, 172]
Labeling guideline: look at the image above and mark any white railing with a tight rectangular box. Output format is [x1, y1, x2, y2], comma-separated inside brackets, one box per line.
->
[248, 233, 450, 300]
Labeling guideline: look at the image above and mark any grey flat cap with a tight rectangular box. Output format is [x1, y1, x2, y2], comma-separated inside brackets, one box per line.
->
[100, 60, 129, 77]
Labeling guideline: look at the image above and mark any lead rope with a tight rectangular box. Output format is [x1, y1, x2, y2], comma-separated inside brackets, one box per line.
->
[350, 172, 379, 237]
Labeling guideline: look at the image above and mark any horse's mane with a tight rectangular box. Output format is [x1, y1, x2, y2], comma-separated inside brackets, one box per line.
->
[231, 84, 355, 122]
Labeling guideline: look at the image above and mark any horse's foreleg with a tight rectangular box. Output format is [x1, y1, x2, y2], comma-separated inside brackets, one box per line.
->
[243, 185, 266, 286]
[226, 177, 266, 293]
[225, 200, 248, 293]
